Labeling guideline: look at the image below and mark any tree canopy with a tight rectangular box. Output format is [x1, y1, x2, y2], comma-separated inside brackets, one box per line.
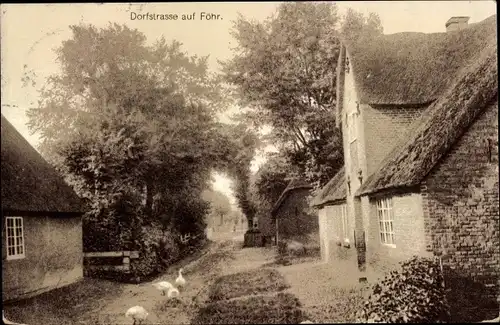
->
[24, 23, 251, 252]
[221, 3, 383, 192]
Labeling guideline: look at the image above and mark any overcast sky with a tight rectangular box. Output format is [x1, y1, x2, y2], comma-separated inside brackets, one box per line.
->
[1, 1, 496, 203]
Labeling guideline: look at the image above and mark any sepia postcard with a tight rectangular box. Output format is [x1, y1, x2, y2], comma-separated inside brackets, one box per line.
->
[1, 1, 498, 324]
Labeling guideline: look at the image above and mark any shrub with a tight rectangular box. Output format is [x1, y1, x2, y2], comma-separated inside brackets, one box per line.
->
[304, 287, 368, 323]
[209, 268, 290, 301]
[278, 240, 288, 255]
[356, 256, 450, 323]
[129, 223, 182, 279]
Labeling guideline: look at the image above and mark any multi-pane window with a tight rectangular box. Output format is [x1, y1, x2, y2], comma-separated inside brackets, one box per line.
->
[376, 198, 395, 246]
[5, 217, 25, 260]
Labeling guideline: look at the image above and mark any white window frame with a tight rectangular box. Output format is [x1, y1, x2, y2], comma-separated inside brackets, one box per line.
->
[5, 216, 26, 260]
[376, 197, 395, 247]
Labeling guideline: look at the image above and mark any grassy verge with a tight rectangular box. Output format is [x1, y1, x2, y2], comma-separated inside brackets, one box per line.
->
[302, 286, 368, 323]
[2, 278, 123, 325]
[192, 267, 306, 324]
[186, 242, 236, 278]
[208, 268, 290, 301]
[192, 292, 304, 324]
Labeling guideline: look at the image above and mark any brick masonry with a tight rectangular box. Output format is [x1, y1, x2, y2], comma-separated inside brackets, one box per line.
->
[360, 192, 432, 281]
[348, 102, 428, 278]
[422, 101, 499, 303]
[341, 56, 433, 278]
[361, 104, 425, 178]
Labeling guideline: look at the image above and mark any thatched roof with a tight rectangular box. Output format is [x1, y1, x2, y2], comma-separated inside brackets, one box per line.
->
[1, 115, 84, 214]
[310, 167, 346, 208]
[271, 178, 312, 216]
[344, 14, 497, 105]
[356, 23, 498, 196]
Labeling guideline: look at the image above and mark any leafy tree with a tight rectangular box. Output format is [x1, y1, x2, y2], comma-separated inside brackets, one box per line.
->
[202, 189, 233, 227]
[24, 23, 235, 254]
[220, 2, 343, 190]
[340, 8, 383, 43]
[251, 151, 290, 210]
[220, 124, 260, 227]
[221, 3, 383, 190]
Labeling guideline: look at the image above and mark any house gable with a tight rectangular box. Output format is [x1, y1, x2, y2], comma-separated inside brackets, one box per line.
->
[338, 50, 427, 196]
[311, 167, 346, 208]
[341, 50, 364, 196]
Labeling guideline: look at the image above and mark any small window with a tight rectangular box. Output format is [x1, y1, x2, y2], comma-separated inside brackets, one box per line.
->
[376, 198, 395, 246]
[253, 217, 259, 229]
[5, 216, 25, 260]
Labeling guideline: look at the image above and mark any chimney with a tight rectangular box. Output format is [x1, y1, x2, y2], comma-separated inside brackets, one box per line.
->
[445, 16, 470, 32]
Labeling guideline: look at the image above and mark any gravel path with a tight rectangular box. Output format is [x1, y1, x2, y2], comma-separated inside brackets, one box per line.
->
[277, 260, 370, 323]
[220, 246, 277, 275]
[93, 240, 239, 325]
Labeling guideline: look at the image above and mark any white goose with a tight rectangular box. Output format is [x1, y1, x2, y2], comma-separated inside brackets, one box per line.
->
[167, 286, 180, 299]
[152, 281, 174, 296]
[175, 268, 186, 289]
[2, 311, 28, 325]
[125, 306, 148, 325]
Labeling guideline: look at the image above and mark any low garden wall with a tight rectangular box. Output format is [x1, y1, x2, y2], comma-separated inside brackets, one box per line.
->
[83, 250, 143, 282]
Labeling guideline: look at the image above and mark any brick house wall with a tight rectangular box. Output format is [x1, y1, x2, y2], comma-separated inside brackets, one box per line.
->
[342, 52, 428, 276]
[361, 105, 425, 177]
[361, 192, 431, 281]
[275, 188, 319, 247]
[422, 101, 499, 303]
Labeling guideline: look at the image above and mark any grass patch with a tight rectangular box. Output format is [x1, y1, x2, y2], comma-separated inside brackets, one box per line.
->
[2, 278, 123, 325]
[303, 286, 368, 323]
[186, 241, 236, 278]
[208, 268, 290, 301]
[192, 292, 304, 324]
